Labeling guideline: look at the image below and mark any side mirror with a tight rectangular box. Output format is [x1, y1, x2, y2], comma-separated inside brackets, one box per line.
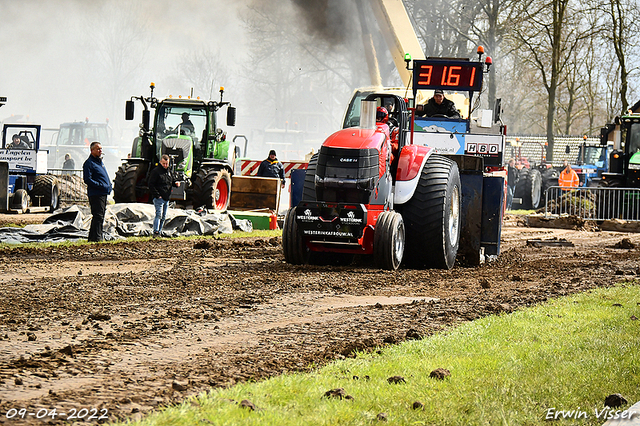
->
[227, 107, 236, 127]
[125, 101, 135, 121]
[565, 145, 570, 154]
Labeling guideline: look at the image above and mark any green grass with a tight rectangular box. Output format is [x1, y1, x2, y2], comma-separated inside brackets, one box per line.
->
[506, 209, 536, 215]
[122, 284, 640, 426]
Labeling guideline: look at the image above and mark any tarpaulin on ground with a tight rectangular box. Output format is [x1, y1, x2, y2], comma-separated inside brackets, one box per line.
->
[0, 203, 253, 244]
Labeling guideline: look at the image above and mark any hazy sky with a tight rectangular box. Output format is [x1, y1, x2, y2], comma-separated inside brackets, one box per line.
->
[0, 0, 250, 145]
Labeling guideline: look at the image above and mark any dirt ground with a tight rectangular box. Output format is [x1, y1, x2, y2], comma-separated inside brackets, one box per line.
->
[0, 213, 639, 425]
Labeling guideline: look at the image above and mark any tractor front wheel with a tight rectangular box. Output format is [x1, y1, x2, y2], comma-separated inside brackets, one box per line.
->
[193, 169, 232, 210]
[114, 163, 149, 203]
[373, 210, 405, 270]
[11, 189, 29, 214]
[282, 206, 309, 265]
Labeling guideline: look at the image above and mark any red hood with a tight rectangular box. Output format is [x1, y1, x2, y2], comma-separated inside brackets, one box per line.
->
[322, 126, 388, 150]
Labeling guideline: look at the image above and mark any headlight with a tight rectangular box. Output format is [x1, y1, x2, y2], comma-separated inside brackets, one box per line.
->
[628, 163, 640, 170]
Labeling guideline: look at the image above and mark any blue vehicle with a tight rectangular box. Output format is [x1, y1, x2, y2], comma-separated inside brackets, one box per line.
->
[0, 124, 61, 213]
[570, 142, 611, 187]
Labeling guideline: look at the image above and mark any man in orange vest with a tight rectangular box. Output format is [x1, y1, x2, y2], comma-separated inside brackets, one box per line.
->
[558, 160, 579, 189]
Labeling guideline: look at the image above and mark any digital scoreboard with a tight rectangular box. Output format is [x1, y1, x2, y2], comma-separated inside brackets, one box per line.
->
[412, 60, 483, 92]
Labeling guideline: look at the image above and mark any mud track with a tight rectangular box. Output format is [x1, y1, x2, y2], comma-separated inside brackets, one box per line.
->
[0, 217, 639, 424]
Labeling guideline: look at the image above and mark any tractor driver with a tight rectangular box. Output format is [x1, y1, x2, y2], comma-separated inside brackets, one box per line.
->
[416, 89, 461, 118]
[179, 113, 195, 135]
[10, 134, 30, 149]
[376, 106, 399, 167]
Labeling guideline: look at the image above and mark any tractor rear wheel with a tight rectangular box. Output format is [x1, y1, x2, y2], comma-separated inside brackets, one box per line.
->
[114, 163, 148, 203]
[193, 169, 232, 210]
[514, 168, 542, 209]
[31, 175, 61, 210]
[11, 189, 29, 214]
[282, 206, 309, 265]
[301, 153, 318, 202]
[373, 211, 405, 270]
[402, 155, 461, 269]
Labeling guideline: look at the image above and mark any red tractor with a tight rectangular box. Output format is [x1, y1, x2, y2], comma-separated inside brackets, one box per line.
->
[283, 57, 505, 270]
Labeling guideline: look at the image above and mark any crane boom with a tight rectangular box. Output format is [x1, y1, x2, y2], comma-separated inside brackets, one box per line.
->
[370, 0, 426, 87]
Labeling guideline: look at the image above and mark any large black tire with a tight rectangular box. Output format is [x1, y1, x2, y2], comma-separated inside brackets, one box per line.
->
[514, 168, 542, 209]
[301, 153, 318, 202]
[282, 206, 309, 265]
[192, 169, 232, 210]
[373, 211, 405, 270]
[31, 175, 61, 210]
[401, 155, 461, 269]
[114, 163, 149, 203]
[11, 189, 29, 213]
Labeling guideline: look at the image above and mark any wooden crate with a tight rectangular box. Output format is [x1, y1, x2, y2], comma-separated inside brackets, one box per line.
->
[229, 175, 280, 211]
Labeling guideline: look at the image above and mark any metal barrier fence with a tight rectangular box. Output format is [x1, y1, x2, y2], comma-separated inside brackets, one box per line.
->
[544, 186, 640, 221]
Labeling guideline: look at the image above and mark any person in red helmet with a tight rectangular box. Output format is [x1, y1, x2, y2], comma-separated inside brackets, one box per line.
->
[376, 106, 389, 124]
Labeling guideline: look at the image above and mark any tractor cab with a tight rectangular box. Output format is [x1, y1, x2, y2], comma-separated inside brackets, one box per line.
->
[601, 114, 640, 187]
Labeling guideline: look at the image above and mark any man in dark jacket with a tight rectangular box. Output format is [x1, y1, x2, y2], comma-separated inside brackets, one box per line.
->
[257, 149, 285, 187]
[83, 141, 112, 242]
[416, 89, 461, 118]
[148, 154, 180, 237]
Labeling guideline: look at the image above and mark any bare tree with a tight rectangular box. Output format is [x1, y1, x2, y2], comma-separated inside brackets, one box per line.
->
[82, 1, 151, 128]
[513, 0, 594, 160]
[601, 0, 639, 113]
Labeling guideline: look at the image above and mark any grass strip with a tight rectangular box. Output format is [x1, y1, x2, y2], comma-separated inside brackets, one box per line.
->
[124, 284, 640, 426]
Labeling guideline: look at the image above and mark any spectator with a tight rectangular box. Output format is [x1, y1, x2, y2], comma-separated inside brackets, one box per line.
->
[559, 160, 579, 190]
[62, 153, 75, 174]
[506, 158, 519, 210]
[416, 89, 461, 118]
[148, 154, 180, 237]
[257, 149, 285, 187]
[83, 142, 112, 242]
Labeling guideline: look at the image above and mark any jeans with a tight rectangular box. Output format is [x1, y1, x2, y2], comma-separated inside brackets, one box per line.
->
[88, 194, 107, 242]
[507, 185, 515, 210]
[153, 197, 169, 233]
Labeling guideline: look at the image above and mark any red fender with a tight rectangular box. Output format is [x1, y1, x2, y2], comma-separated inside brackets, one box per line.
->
[395, 144, 433, 181]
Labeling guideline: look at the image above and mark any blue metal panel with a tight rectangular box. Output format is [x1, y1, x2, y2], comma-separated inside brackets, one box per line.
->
[290, 169, 306, 208]
[458, 171, 483, 265]
[481, 176, 504, 256]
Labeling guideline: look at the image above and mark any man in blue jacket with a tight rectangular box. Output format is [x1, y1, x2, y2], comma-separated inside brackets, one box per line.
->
[83, 141, 112, 242]
[257, 150, 285, 187]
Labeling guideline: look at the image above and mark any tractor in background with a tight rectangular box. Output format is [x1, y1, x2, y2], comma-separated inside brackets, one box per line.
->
[564, 138, 612, 187]
[43, 119, 121, 176]
[0, 124, 61, 213]
[114, 84, 238, 210]
[599, 113, 640, 188]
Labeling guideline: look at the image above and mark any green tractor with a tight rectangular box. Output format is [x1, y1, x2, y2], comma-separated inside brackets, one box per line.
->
[600, 112, 640, 188]
[114, 83, 238, 210]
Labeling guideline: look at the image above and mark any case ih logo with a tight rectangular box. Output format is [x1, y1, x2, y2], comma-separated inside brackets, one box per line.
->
[339, 158, 358, 163]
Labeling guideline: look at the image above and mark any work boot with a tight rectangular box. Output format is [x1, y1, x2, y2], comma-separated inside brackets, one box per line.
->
[153, 231, 160, 238]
